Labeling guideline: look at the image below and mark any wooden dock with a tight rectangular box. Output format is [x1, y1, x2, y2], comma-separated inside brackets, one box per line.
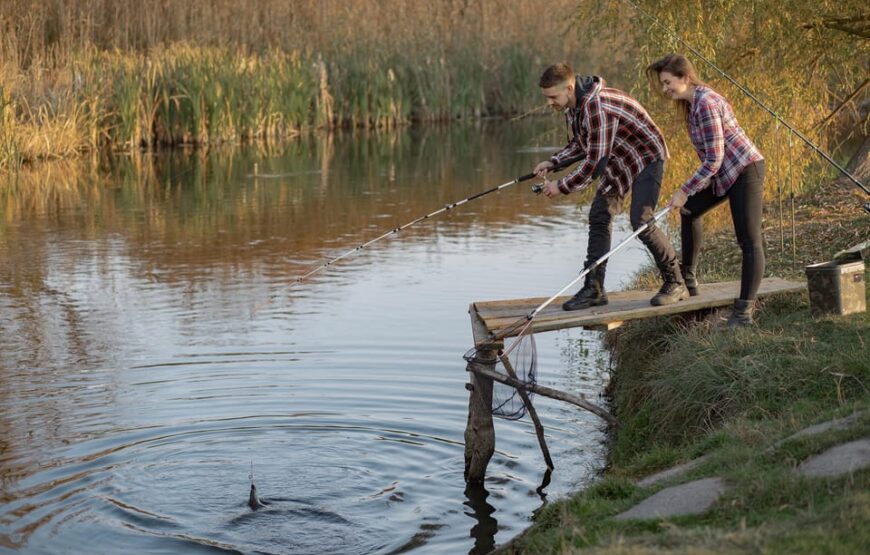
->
[472, 277, 806, 342]
[462, 276, 806, 484]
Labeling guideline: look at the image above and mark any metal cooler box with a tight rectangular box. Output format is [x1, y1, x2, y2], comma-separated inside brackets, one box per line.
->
[805, 254, 866, 317]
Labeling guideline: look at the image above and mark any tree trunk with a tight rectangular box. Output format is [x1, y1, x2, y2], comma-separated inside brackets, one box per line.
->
[838, 134, 870, 186]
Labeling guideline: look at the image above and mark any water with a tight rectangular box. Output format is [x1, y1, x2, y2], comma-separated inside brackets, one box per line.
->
[0, 121, 650, 554]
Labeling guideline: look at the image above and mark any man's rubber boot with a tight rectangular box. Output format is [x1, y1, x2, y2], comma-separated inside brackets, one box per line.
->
[563, 267, 608, 311]
[650, 261, 689, 306]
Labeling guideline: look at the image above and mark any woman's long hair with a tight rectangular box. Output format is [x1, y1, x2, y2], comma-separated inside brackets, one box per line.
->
[646, 53, 705, 122]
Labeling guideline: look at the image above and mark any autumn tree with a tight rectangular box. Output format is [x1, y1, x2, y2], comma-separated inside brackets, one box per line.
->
[572, 0, 869, 193]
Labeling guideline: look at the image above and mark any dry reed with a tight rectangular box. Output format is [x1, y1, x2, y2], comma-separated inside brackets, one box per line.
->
[0, 0, 591, 168]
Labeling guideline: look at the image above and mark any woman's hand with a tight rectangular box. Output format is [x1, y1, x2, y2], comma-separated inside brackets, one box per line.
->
[670, 189, 688, 210]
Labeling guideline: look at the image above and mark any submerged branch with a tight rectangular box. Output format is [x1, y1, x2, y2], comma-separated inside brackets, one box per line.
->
[467, 362, 619, 427]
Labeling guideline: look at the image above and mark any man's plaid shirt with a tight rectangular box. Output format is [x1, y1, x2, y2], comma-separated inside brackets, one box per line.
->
[682, 85, 764, 197]
[550, 76, 668, 197]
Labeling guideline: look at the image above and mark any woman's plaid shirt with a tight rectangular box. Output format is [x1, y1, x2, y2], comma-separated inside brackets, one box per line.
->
[550, 77, 668, 197]
[682, 85, 764, 196]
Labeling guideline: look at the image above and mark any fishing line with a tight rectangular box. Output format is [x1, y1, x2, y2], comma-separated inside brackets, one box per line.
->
[510, 103, 551, 121]
[251, 155, 583, 315]
[616, 0, 870, 212]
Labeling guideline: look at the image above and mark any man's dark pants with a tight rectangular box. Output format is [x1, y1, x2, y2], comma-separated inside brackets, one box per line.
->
[582, 160, 677, 282]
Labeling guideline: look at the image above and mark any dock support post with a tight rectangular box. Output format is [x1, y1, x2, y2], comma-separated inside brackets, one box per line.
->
[464, 305, 495, 484]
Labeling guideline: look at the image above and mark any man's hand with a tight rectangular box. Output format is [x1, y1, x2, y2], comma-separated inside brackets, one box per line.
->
[542, 179, 561, 198]
[534, 160, 554, 178]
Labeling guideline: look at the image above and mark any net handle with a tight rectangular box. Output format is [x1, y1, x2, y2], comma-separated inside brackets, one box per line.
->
[530, 205, 672, 318]
[497, 204, 672, 353]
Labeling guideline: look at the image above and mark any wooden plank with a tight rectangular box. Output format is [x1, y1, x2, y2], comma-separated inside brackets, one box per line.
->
[474, 277, 805, 339]
[584, 321, 624, 331]
[474, 280, 749, 319]
[478, 278, 802, 322]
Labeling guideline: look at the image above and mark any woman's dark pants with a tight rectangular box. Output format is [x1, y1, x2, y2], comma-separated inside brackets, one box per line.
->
[680, 160, 766, 300]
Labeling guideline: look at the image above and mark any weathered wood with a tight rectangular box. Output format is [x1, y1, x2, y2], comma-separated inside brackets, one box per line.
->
[476, 278, 805, 339]
[462, 277, 803, 483]
[464, 305, 496, 484]
[468, 364, 619, 427]
[499, 352, 554, 470]
[584, 321, 624, 331]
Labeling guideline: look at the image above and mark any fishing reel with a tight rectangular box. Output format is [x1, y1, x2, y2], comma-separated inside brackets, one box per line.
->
[531, 183, 545, 194]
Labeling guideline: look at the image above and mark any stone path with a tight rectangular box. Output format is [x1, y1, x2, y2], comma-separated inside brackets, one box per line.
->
[616, 413, 867, 522]
[636, 455, 709, 488]
[795, 437, 870, 478]
[768, 411, 865, 452]
[614, 477, 726, 521]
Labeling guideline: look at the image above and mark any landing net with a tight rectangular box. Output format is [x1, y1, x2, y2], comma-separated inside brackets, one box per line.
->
[467, 205, 671, 420]
[463, 331, 537, 420]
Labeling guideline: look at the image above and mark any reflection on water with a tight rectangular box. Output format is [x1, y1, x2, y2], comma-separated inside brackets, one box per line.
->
[0, 121, 649, 554]
[462, 483, 498, 555]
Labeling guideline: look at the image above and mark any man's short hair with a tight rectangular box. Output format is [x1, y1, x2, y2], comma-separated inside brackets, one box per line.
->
[539, 63, 574, 88]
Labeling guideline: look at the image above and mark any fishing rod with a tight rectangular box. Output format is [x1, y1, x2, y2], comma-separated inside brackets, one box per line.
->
[492, 204, 672, 348]
[289, 156, 582, 284]
[279, 154, 584, 288]
[617, 0, 870, 214]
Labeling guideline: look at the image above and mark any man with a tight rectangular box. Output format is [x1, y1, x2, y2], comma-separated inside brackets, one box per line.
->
[534, 63, 688, 309]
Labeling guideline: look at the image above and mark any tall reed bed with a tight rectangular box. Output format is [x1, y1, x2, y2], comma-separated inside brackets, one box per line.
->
[4, 0, 850, 207]
[0, 45, 552, 166]
[1, 0, 587, 169]
[86, 47, 327, 148]
[0, 1, 573, 66]
[0, 42, 551, 169]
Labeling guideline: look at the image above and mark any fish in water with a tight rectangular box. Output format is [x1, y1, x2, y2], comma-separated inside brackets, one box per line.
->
[248, 483, 270, 510]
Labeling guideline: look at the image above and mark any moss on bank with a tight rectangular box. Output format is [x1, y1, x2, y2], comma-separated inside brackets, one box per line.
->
[498, 182, 869, 554]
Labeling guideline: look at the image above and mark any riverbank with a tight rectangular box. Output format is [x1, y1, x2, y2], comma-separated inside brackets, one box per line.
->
[497, 180, 869, 554]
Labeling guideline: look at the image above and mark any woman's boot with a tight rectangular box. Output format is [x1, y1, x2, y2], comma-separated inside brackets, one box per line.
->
[726, 299, 754, 327]
[680, 263, 699, 296]
[562, 266, 608, 311]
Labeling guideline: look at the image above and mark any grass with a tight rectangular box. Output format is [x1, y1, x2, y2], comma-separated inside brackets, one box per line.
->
[506, 402, 870, 554]
[498, 180, 870, 554]
[605, 291, 868, 463]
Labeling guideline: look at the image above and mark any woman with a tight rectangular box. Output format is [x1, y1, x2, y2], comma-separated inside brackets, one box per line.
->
[647, 53, 765, 326]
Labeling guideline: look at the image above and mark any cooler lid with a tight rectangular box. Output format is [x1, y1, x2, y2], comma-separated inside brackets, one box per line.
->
[834, 239, 869, 262]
